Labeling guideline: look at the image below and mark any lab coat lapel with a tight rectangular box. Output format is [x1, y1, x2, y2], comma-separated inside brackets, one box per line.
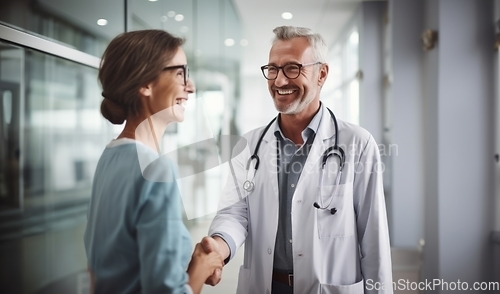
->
[303, 105, 336, 175]
[260, 119, 280, 201]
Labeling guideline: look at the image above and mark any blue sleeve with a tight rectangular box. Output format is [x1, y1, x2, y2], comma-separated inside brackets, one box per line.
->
[136, 179, 191, 294]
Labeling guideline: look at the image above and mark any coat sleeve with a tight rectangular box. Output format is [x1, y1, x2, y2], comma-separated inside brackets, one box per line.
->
[208, 136, 252, 261]
[353, 135, 393, 294]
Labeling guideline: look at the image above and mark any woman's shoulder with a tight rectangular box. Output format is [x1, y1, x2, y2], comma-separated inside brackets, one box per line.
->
[142, 155, 177, 183]
[103, 140, 177, 179]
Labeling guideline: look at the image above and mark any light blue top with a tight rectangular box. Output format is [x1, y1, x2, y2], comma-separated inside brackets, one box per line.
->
[84, 139, 193, 294]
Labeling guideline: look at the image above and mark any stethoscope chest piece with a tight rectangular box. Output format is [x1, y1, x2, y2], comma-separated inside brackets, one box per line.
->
[243, 180, 255, 192]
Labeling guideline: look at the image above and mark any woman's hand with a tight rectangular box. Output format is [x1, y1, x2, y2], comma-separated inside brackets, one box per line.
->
[187, 243, 223, 294]
[200, 236, 229, 286]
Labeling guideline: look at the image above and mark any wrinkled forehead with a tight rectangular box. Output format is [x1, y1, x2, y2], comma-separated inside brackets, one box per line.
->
[269, 38, 314, 63]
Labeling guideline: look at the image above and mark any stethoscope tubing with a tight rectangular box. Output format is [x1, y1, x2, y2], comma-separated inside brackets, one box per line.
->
[243, 107, 345, 212]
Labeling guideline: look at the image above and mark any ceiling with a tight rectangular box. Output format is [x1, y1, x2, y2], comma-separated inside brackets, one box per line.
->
[32, 0, 376, 77]
[232, 0, 366, 76]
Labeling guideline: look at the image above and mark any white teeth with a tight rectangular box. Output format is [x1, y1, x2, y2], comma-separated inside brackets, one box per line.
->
[277, 89, 294, 95]
[176, 98, 187, 106]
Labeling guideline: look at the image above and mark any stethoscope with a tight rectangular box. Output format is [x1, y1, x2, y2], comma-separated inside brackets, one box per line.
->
[243, 108, 345, 215]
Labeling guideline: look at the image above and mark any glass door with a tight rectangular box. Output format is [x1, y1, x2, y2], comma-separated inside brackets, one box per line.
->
[0, 42, 22, 212]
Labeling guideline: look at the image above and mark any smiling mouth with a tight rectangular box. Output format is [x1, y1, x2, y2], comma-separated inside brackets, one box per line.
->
[175, 98, 187, 106]
[276, 89, 295, 95]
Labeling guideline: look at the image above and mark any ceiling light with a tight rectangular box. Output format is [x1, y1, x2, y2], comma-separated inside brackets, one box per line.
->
[281, 12, 293, 20]
[175, 14, 184, 21]
[160, 16, 168, 22]
[97, 19, 108, 26]
[148, 0, 158, 2]
[240, 39, 249, 46]
[167, 11, 176, 17]
[225, 38, 235, 47]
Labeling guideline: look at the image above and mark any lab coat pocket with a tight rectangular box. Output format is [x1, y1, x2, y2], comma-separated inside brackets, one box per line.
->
[316, 183, 354, 238]
[320, 280, 364, 294]
[235, 265, 251, 294]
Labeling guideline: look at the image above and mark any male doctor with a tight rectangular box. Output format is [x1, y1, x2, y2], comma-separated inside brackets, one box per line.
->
[203, 26, 393, 294]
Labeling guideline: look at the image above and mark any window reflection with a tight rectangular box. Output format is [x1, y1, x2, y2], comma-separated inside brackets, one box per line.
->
[0, 42, 22, 211]
[323, 28, 360, 125]
[23, 50, 112, 208]
[181, 90, 226, 219]
[0, 0, 116, 57]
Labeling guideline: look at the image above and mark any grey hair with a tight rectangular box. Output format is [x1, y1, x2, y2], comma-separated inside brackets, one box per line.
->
[272, 26, 328, 63]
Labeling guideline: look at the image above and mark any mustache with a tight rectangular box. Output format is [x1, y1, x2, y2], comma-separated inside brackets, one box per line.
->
[272, 86, 296, 91]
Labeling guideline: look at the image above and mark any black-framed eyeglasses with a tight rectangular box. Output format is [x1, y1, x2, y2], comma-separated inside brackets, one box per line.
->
[163, 64, 189, 86]
[260, 62, 321, 80]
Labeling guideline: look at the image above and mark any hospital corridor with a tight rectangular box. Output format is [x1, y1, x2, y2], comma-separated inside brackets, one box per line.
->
[1, 0, 500, 293]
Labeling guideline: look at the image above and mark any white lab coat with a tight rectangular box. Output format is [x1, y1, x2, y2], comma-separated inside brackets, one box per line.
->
[209, 104, 393, 294]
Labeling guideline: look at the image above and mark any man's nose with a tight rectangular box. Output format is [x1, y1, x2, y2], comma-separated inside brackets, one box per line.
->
[273, 69, 289, 87]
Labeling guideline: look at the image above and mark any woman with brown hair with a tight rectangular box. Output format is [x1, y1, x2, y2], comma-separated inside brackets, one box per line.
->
[84, 30, 222, 294]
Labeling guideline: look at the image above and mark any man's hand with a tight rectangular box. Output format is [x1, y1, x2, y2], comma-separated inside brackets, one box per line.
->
[200, 236, 229, 286]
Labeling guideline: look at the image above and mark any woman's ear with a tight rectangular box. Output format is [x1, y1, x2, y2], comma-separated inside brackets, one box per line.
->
[139, 83, 153, 97]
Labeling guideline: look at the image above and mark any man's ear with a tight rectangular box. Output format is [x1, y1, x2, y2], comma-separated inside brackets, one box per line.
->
[318, 64, 329, 87]
[139, 83, 153, 97]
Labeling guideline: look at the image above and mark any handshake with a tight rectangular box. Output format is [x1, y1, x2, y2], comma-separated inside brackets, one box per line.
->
[187, 236, 230, 293]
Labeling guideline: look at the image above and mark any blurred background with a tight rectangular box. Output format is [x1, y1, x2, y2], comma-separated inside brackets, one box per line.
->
[0, 0, 499, 293]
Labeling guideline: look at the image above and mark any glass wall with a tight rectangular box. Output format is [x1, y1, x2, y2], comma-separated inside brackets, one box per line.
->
[0, 0, 117, 57]
[23, 49, 107, 209]
[0, 42, 22, 212]
[0, 40, 107, 294]
[0, 0, 242, 292]
[323, 27, 360, 125]
[127, 0, 242, 219]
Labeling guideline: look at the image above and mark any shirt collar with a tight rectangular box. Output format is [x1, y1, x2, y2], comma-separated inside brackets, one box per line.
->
[274, 103, 324, 142]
